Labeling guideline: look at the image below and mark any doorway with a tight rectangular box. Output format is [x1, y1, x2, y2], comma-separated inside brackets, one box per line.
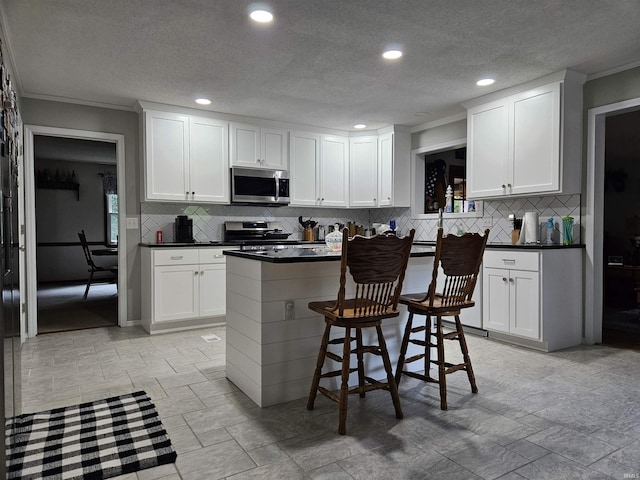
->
[23, 126, 127, 337]
[585, 97, 640, 347]
[34, 136, 118, 333]
[601, 110, 640, 349]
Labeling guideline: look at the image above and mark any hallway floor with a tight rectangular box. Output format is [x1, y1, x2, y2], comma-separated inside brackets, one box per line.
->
[37, 282, 117, 333]
[19, 326, 640, 479]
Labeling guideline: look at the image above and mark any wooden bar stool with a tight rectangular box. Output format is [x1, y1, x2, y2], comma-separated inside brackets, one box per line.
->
[307, 228, 415, 435]
[395, 227, 489, 410]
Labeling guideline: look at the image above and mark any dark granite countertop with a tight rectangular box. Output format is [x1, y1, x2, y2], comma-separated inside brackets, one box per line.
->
[414, 241, 585, 250]
[140, 240, 585, 251]
[224, 245, 436, 263]
[485, 242, 585, 249]
[139, 241, 325, 248]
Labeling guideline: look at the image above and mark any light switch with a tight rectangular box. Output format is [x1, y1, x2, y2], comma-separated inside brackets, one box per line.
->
[126, 217, 139, 229]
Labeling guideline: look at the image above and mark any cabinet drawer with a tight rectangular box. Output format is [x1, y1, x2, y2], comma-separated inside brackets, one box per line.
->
[483, 250, 539, 271]
[154, 249, 199, 266]
[199, 248, 227, 264]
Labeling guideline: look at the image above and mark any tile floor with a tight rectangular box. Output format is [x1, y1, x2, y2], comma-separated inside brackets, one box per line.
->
[19, 325, 640, 479]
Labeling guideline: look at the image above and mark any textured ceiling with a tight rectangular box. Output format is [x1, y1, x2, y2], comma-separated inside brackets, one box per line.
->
[2, 0, 640, 131]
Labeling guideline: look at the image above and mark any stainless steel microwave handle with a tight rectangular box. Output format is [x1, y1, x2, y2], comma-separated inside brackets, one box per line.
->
[275, 176, 281, 200]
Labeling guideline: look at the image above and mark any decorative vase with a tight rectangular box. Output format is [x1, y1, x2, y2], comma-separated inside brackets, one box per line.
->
[325, 224, 343, 252]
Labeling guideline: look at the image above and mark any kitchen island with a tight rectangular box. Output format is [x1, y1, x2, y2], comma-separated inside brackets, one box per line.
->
[224, 245, 443, 407]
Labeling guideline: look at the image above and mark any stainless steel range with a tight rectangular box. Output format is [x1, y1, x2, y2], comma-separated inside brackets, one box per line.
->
[224, 221, 293, 249]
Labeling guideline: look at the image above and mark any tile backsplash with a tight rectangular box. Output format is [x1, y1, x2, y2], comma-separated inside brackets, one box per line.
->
[141, 194, 581, 244]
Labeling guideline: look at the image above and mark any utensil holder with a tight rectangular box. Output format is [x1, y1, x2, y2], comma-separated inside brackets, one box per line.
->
[304, 227, 314, 241]
[562, 217, 574, 245]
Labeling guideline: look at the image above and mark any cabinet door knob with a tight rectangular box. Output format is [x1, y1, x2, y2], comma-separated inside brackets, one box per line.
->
[317, 198, 320, 201]
[501, 184, 506, 189]
[502, 277, 507, 282]
[321, 198, 324, 201]
[387, 196, 391, 200]
[200, 271, 204, 275]
[194, 271, 199, 275]
[509, 278, 514, 283]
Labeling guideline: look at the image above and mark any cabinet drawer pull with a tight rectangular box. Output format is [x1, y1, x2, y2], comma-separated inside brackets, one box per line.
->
[171, 256, 184, 260]
[502, 259, 516, 264]
[214, 254, 224, 258]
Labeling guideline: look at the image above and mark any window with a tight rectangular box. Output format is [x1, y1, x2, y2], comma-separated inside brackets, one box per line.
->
[105, 193, 118, 246]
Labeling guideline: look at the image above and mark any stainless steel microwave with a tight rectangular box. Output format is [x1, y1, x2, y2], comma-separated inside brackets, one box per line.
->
[230, 167, 290, 205]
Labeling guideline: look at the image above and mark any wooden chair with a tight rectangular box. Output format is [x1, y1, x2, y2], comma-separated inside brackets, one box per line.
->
[307, 228, 415, 435]
[78, 230, 118, 299]
[395, 227, 489, 410]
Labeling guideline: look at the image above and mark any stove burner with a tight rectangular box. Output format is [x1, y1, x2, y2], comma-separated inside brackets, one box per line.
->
[224, 220, 292, 243]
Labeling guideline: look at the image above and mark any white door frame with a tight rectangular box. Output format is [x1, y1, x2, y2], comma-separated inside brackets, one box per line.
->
[585, 97, 640, 344]
[23, 125, 127, 336]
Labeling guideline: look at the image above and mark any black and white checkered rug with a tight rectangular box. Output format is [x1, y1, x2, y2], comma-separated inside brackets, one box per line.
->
[6, 391, 177, 479]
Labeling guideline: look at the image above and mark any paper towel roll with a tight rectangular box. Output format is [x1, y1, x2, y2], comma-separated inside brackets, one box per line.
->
[516, 211, 540, 244]
[523, 211, 539, 243]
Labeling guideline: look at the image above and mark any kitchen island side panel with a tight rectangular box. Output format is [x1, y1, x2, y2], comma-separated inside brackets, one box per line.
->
[226, 255, 436, 407]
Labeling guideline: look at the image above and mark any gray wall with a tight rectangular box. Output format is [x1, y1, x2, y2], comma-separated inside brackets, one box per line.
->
[35, 158, 116, 282]
[21, 98, 141, 322]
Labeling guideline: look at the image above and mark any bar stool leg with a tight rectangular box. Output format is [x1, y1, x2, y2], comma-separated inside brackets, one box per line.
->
[424, 315, 433, 381]
[355, 328, 366, 397]
[435, 316, 448, 410]
[377, 325, 403, 420]
[307, 322, 331, 411]
[338, 326, 352, 435]
[455, 315, 478, 393]
[395, 312, 414, 386]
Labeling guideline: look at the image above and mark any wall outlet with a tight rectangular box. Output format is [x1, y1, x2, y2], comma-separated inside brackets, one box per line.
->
[479, 217, 493, 228]
[284, 300, 295, 320]
[126, 217, 139, 229]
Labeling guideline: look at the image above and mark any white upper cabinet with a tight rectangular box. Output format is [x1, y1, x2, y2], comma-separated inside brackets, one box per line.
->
[378, 132, 395, 207]
[143, 110, 229, 203]
[289, 131, 320, 206]
[349, 136, 378, 207]
[190, 116, 229, 203]
[144, 110, 190, 202]
[466, 100, 510, 198]
[466, 71, 584, 199]
[319, 135, 349, 207]
[289, 132, 349, 207]
[230, 122, 288, 170]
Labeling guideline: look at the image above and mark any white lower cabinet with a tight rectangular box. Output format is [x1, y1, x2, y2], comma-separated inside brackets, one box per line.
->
[142, 247, 233, 333]
[482, 248, 582, 351]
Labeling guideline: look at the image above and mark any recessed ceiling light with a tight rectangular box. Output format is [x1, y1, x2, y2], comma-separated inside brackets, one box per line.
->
[354, 124, 367, 129]
[195, 98, 211, 105]
[250, 9, 273, 23]
[382, 49, 403, 60]
[476, 78, 495, 86]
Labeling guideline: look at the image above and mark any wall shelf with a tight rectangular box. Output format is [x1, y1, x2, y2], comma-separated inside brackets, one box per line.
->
[37, 182, 80, 201]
